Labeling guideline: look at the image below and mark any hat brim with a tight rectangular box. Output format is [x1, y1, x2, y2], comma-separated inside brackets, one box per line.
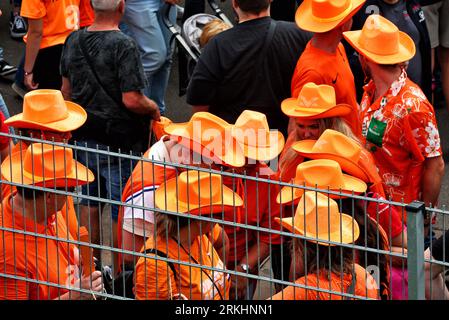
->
[343, 30, 416, 65]
[276, 173, 367, 204]
[5, 101, 87, 132]
[1, 151, 94, 188]
[292, 140, 370, 182]
[275, 213, 360, 246]
[165, 123, 246, 168]
[154, 178, 244, 215]
[281, 98, 352, 119]
[295, 0, 366, 33]
[238, 131, 285, 161]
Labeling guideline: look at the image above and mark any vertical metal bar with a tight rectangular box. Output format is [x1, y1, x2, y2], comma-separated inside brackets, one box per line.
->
[406, 201, 425, 300]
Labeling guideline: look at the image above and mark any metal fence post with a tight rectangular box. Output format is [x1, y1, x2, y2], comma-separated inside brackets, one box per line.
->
[406, 201, 425, 300]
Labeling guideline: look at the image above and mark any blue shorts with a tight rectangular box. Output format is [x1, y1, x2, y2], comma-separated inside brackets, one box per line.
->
[75, 140, 135, 221]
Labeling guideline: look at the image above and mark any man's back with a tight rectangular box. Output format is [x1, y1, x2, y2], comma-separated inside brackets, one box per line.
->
[186, 17, 311, 135]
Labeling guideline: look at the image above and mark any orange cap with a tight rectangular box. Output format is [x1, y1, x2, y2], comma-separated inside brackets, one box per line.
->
[343, 15, 416, 64]
[281, 83, 352, 119]
[275, 191, 360, 246]
[5, 89, 87, 132]
[295, 0, 366, 33]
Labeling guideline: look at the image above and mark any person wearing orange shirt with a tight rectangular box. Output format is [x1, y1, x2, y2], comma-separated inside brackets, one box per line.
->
[271, 192, 379, 300]
[343, 15, 445, 219]
[290, 0, 366, 136]
[134, 171, 243, 300]
[21, 0, 80, 90]
[3, 89, 87, 242]
[0, 143, 103, 300]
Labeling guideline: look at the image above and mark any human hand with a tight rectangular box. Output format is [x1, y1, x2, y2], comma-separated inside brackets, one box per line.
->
[229, 273, 249, 300]
[24, 72, 39, 90]
[73, 271, 104, 300]
[150, 100, 161, 121]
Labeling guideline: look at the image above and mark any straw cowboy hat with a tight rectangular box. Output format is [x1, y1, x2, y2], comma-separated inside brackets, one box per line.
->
[231, 110, 285, 161]
[343, 14, 416, 65]
[295, 0, 366, 33]
[5, 89, 87, 132]
[275, 191, 360, 246]
[276, 159, 367, 204]
[281, 83, 352, 119]
[292, 129, 371, 182]
[1, 143, 94, 188]
[155, 171, 244, 215]
[164, 112, 245, 168]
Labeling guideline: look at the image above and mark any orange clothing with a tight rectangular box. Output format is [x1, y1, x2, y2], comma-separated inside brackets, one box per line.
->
[134, 234, 230, 300]
[223, 163, 282, 264]
[21, 0, 80, 49]
[1, 142, 80, 241]
[270, 264, 379, 300]
[291, 41, 360, 136]
[79, 0, 94, 28]
[0, 194, 80, 300]
[360, 70, 442, 206]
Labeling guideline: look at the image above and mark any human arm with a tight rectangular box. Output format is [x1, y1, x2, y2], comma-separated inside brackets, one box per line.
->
[122, 91, 161, 120]
[61, 77, 72, 101]
[421, 156, 444, 207]
[24, 18, 43, 90]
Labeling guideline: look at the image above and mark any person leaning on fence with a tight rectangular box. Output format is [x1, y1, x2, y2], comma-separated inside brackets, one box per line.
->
[343, 15, 445, 227]
[289, 0, 366, 136]
[224, 110, 285, 299]
[134, 171, 244, 300]
[2, 89, 87, 242]
[270, 192, 379, 300]
[279, 82, 356, 183]
[60, 0, 161, 263]
[0, 143, 103, 300]
[117, 112, 245, 273]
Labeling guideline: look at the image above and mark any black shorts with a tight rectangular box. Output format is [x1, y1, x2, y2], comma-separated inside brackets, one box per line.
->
[34, 44, 63, 90]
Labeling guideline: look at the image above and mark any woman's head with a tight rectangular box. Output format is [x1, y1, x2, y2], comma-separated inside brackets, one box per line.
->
[293, 117, 356, 141]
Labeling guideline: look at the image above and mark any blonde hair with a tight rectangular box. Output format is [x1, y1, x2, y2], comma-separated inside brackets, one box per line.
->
[199, 20, 231, 48]
[279, 117, 359, 179]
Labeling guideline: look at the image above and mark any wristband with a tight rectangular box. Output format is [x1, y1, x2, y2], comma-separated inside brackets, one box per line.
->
[24, 71, 33, 76]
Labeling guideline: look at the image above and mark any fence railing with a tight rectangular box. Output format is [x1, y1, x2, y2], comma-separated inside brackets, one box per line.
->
[0, 135, 447, 300]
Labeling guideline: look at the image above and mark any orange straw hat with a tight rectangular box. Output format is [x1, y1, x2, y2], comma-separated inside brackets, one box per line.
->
[1, 143, 94, 188]
[275, 191, 360, 246]
[155, 171, 243, 215]
[281, 83, 352, 119]
[5, 89, 87, 132]
[276, 159, 367, 204]
[343, 14, 416, 65]
[164, 112, 245, 168]
[295, 0, 366, 33]
[292, 129, 370, 182]
[231, 110, 285, 161]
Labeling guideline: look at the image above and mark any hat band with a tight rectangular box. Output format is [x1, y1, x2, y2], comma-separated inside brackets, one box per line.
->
[313, 3, 353, 23]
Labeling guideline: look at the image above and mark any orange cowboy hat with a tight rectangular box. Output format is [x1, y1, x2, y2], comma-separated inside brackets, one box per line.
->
[275, 191, 360, 246]
[276, 159, 367, 204]
[1, 143, 94, 188]
[281, 83, 352, 119]
[343, 15, 416, 65]
[292, 129, 370, 182]
[5, 89, 87, 132]
[295, 0, 366, 33]
[164, 112, 245, 168]
[231, 110, 285, 161]
[155, 171, 244, 215]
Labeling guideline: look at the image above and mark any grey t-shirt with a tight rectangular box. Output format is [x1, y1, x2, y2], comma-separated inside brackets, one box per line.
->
[378, 0, 422, 87]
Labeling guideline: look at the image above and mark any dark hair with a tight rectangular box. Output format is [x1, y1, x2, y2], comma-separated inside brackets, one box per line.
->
[235, 0, 270, 14]
[155, 212, 192, 239]
[16, 186, 45, 200]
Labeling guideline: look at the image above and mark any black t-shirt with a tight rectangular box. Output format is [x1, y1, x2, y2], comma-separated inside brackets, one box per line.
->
[60, 29, 149, 152]
[186, 17, 312, 136]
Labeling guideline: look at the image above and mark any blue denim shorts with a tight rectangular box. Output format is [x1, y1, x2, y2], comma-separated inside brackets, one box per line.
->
[75, 140, 135, 221]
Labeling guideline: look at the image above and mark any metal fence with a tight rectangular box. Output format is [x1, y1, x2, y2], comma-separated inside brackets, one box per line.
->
[0, 135, 448, 300]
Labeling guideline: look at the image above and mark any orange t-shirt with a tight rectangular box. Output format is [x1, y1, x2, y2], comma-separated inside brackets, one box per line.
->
[270, 264, 379, 300]
[21, 0, 80, 49]
[1, 142, 80, 241]
[79, 0, 94, 28]
[0, 194, 81, 300]
[291, 41, 360, 136]
[134, 234, 230, 300]
[360, 70, 442, 206]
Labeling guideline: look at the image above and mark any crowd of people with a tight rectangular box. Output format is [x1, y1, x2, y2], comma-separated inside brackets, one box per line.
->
[0, 0, 448, 301]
